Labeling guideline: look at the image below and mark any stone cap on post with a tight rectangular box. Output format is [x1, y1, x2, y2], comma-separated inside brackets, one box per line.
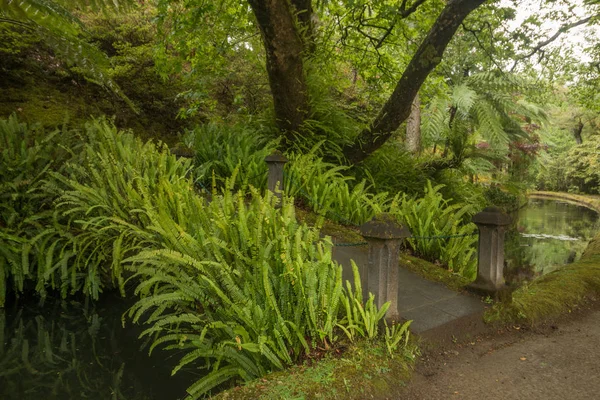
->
[472, 206, 512, 227]
[360, 213, 411, 240]
[265, 151, 288, 164]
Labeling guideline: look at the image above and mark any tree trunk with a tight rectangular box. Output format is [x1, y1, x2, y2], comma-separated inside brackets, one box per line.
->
[573, 119, 584, 144]
[343, 0, 486, 164]
[248, 0, 310, 142]
[290, 0, 316, 53]
[405, 93, 421, 154]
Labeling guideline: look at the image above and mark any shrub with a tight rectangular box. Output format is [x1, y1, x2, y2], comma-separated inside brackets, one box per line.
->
[285, 151, 391, 226]
[45, 119, 193, 299]
[182, 122, 276, 191]
[1, 115, 404, 398]
[391, 183, 478, 279]
[0, 115, 76, 306]
[483, 185, 520, 212]
[564, 140, 600, 194]
[355, 143, 430, 197]
[0, 116, 193, 306]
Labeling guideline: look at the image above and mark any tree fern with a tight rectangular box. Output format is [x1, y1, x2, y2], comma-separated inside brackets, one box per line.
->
[423, 72, 547, 166]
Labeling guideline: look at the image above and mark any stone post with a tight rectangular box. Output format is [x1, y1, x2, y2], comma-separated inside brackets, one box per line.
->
[359, 213, 411, 321]
[265, 151, 288, 207]
[468, 206, 512, 296]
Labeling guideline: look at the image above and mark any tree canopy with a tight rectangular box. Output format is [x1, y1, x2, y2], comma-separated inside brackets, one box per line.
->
[1, 0, 599, 163]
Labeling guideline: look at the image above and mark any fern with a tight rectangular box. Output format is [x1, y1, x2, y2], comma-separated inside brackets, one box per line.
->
[391, 182, 478, 279]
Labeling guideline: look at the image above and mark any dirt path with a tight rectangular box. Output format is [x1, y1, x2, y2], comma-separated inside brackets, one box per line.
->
[398, 306, 600, 399]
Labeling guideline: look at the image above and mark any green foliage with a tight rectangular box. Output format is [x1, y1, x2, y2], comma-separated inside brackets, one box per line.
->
[285, 151, 391, 226]
[392, 183, 478, 279]
[483, 185, 520, 212]
[384, 319, 412, 358]
[1, 114, 403, 398]
[0, 0, 138, 109]
[337, 262, 389, 342]
[183, 123, 276, 190]
[46, 119, 193, 299]
[125, 186, 398, 398]
[0, 115, 76, 306]
[423, 72, 546, 164]
[355, 143, 430, 197]
[563, 139, 600, 194]
[0, 115, 193, 306]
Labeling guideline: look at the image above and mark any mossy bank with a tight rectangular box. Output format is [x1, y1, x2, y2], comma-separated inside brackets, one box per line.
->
[486, 192, 600, 324]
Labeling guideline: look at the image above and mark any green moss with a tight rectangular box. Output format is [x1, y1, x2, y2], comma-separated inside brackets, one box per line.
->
[0, 84, 96, 129]
[399, 253, 470, 292]
[295, 208, 364, 244]
[213, 340, 415, 400]
[0, 13, 192, 147]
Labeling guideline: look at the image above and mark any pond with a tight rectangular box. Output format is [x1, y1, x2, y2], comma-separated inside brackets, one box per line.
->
[0, 294, 192, 400]
[504, 198, 600, 285]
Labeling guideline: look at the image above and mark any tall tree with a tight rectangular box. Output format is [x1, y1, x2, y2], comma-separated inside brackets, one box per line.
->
[248, 0, 311, 142]
[246, 0, 487, 162]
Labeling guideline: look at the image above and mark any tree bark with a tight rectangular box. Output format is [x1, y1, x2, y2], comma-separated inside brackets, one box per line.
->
[343, 0, 486, 164]
[573, 119, 584, 144]
[405, 93, 421, 154]
[248, 0, 310, 141]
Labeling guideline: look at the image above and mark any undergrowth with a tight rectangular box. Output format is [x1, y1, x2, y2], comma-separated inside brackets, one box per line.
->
[392, 183, 478, 279]
[1, 115, 414, 398]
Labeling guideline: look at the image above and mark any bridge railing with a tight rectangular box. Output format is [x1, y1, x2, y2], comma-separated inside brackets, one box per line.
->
[263, 150, 513, 317]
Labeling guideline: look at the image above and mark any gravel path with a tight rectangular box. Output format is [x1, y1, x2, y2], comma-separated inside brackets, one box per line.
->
[398, 306, 600, 400]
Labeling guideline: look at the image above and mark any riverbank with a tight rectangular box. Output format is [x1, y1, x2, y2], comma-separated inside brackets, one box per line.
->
[529, 191, 600, 213]
[486, 192, 600, 324]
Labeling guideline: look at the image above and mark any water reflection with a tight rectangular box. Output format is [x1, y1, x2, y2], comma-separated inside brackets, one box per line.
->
[504, 199, 600, 284]
[0, 295, 191, 400]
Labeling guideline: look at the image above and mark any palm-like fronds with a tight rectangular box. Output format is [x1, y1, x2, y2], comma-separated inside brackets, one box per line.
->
[423, 72, 547, 160]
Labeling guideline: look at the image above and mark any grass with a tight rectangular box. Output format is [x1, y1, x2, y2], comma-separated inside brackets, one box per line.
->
[485, 230, 600, 325]
[212, 339, 417, 400]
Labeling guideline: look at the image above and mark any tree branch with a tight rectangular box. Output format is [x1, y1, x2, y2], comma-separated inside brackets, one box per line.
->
[343, 0, 487, 164]
[461, 22, 504, 72]
[510, 16, 592, 72]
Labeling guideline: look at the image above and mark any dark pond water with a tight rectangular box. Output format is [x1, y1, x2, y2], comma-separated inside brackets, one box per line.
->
[504, 198, 600, 284]
[0, 294, 192, 400]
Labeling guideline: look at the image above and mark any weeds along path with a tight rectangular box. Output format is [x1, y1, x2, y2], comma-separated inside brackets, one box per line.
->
[398, 304, 600, 399]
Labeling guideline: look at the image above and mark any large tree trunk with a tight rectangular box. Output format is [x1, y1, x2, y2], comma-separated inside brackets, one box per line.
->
[343, 0, 486, 164]
[248, 0, 311, 142]
[405, 93, 421, 154]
